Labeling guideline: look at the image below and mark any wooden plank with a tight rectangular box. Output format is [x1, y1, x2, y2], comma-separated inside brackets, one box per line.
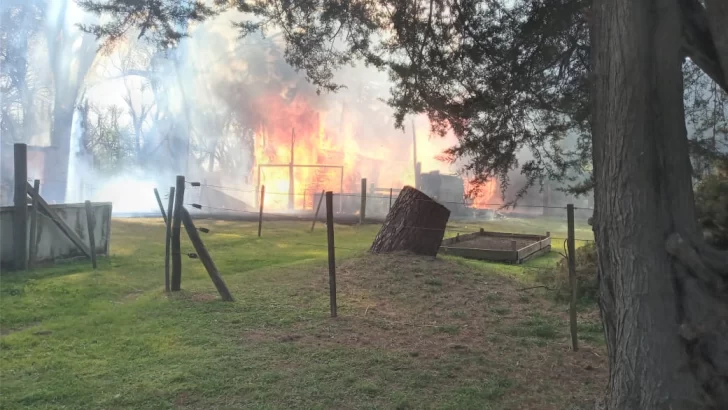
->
[440, 231, 480, 246]
[517, 241, 543, 260]
[181, 207, 233, 301]
[14, 143, 28, 270]
[171, 176, 185, 291]
[476, 229, 544, 240]
[439, 246, 517, 262]
[519, 245, 552, 263]
[165, 186, 175, 292]
[28, 180, 40, 269]
[153, 188, 167, 224]
[567, 204, 578, 352]
[84, 200, 97, 269]
[26, 182, 91, 258]
[326, 191, 337, 317]
[311, 189, 325, 232]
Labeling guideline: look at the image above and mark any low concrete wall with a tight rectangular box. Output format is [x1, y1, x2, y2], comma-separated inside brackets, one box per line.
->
[1, 202, 112, 268]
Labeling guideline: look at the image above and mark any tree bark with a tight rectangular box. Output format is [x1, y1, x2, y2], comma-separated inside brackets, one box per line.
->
[592, 0, 728, 408]
[370, 185, 450, 257]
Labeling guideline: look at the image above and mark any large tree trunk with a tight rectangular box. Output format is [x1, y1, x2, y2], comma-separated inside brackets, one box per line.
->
[370, 186, 450, 256]
[592, 0, 728, 408]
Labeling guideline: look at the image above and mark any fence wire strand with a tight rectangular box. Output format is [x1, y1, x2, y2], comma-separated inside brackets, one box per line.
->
[178, 181, 594, 211]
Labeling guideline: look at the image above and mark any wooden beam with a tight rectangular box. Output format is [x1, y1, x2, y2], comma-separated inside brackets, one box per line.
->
[14, 143, 28, 270]
[26, 181, 91, 258]
[171, 176, 185, 291]
[153, 188, 167, 224]
[165, 186, 175, 292]
[28, 179, 40, 269]
[567, 204, 578, 352]
[326, 191, 337, 317]
[360, 178, 367, 224]
[85, 200, 97, 269]
[258, 185, 265, 237]
[311, 190, 325, 232]
[181, 207, 233, 301]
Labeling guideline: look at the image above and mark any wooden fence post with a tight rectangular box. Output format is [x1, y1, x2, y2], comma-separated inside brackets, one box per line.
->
[84, 200, 97, 269]
[14, 143, 28, 271]
[311, 190, 325, 232]
[171, 176, 185, 291]
[258, 185, 265, 237]
[181, 207, 234, 301]
[165, 186, 175, 292]
[153, 188, 167, 224]
[360, 178, 367, 224]
[326, 191, 337, 318]
[28, 179, 40, 269]
[567, 204, 579, 351]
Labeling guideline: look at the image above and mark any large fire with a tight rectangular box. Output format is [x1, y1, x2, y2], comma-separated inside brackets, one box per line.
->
[250, 90, 498, 211]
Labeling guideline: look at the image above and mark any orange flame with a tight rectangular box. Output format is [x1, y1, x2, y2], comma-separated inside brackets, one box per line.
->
[251, 92, 498, 212]
[465, 179, 500, 209]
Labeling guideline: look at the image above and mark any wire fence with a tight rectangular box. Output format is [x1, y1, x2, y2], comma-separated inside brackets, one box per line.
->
[172, 192, 593, 270]
[184, 180, 594, 211]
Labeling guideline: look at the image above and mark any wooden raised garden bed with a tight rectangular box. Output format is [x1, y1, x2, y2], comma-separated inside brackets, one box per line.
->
[439, 229, 551, 264]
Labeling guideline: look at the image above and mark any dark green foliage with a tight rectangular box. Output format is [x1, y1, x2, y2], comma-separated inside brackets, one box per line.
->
[77, 0, 218, 49]
[75, 0, 725, 201]
[695, 159, 728, 249]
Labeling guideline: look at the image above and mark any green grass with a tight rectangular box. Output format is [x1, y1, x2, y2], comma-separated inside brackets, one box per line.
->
[508, 314, 561, 341]
[578, 322, 606, 345]
[0, 217, 603, 409]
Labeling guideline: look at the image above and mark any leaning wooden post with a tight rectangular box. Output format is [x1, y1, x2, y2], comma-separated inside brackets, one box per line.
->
[153, 188, 167, 224]
[181, 207, 233, 301]
[13, 143, 28, 271]
[311, 189, 325, 232]
[84, 200, 97, 269]
[567, 204, 578, 351]
[165, 186, 175, 292]
[258, 185, 265, 237]
[171, 176, 185, 291]
[389, 188, 393, 211]
[360, 178, 367, 224]
[28, 179, 40, 269]
[326, 191, 337, 317]
[25, 182, 91, 257]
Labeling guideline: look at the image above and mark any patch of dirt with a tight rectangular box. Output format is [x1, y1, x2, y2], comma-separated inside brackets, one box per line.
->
[239, 253, 607, 409]
[121, 290, 145, 302]
[175, 391, 190, 406]
[1, 322, 41, 337]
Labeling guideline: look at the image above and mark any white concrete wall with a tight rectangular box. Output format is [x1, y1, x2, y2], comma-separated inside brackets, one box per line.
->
[1, 202, 112, 267]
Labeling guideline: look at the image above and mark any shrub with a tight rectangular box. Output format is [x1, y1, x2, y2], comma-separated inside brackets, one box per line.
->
[538, 242, 599, 305]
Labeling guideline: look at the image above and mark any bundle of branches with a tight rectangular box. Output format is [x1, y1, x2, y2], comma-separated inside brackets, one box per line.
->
[539, 241, 599, 304]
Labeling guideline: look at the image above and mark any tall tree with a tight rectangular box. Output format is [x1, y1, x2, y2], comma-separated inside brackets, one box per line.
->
[78, 0, 728, 407]
[592, 0, 728, 406]
[42, 0, 99, 202]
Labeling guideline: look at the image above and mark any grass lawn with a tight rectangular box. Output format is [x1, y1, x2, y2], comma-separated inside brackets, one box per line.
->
[1, 217, 604, 410]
